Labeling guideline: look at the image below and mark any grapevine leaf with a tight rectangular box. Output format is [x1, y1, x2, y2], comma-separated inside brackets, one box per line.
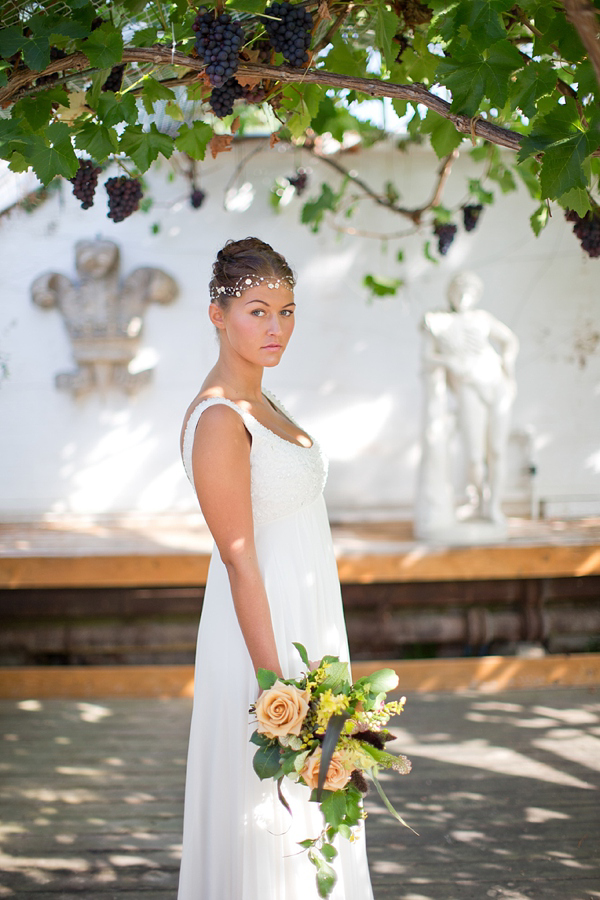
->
[436, 40, 523, 116]
[130, 26, 159, 47]
[141, 76, 176, 115]
[467, 178, 494, 205]
[363, 274, 403, 298]
[0, 25, 25, 58]
[421, 109, 463, 158]
[29, 123, 78, 184]
[86, 69, 113, 111]
[74, 121, 119, 161]
[174, 121, 213, 160]
[539, 129, 600, 200]
[79, 23, 124, 69]
[375, 0, 399, 70]
[450, 0, 513, 50]
[97, 91, 138, 127]
[557, 187, 592, 218]
[22, 34, 51, 72]
[226, 0, 267, 12]
[7, 151, 30, 173]
[301, 183, 338, 231]
[13, 88, 68, 132]
[529, 203, 549, 237]
[119, 124, 173, 172]
[325, 34, 368, 76]
[508, 60, 557, 119]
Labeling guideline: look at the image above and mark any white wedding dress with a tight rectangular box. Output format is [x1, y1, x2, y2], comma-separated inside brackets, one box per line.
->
[179, 391, 375, 900]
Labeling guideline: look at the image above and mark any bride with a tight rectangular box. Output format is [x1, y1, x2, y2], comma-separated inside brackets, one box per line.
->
[178, 237, 374, 900]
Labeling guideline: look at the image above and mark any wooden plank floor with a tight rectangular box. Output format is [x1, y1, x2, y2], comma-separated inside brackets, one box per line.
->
[1, 687, 599, 899]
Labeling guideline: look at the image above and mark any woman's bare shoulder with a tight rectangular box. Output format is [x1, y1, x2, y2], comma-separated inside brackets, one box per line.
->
[180, 391, 248, 454]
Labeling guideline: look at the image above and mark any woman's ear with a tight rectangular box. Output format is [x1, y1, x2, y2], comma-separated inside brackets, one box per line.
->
[209, 302, 226, 330]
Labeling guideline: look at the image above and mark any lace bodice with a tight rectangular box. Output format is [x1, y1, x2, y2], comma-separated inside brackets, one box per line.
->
[182, 391, 328, 526]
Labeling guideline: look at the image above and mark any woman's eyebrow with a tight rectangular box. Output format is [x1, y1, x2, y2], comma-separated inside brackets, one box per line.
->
[244, 298, 297, 307]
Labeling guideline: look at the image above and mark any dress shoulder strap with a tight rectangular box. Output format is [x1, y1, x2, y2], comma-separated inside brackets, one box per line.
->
[181, 397, 251, 487]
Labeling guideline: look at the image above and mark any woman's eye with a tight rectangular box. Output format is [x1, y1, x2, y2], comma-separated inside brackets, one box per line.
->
[281, 309, 294, 317]
[250, 308, 265, 316]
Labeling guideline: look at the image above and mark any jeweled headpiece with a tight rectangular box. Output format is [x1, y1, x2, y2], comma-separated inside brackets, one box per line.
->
[210, 273, 295, 302]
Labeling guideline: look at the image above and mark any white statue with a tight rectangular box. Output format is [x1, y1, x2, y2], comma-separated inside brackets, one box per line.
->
[416, 271, 519, 542]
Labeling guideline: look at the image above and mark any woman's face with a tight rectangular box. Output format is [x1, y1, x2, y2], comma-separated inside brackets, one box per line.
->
[211, 281, 296, 367]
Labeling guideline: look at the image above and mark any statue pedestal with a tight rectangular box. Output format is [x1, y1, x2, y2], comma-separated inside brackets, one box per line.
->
[417, 518, 508, 545]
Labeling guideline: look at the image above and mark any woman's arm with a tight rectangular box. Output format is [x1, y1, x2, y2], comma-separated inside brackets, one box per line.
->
[190, 404, 283, 678]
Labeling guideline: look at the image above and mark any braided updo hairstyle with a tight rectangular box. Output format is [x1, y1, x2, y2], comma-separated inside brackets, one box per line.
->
[209, 237, 296, 309]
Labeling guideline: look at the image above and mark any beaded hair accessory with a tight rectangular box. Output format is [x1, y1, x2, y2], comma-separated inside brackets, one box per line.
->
[210, 273, 295, 302]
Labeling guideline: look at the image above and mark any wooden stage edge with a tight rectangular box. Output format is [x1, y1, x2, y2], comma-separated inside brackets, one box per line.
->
[2, 543, 600, 588]
[0, 654, 598, 698]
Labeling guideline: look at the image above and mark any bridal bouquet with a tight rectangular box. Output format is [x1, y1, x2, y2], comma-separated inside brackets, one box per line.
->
[249, 642, 413, 899]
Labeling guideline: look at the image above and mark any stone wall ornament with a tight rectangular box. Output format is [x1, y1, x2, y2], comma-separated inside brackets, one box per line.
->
[415, 271, 519, 543]
[31, 239, 178, 396]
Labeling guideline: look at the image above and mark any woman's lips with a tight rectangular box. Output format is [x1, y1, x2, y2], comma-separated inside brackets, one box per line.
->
[262, 344, 282, 349]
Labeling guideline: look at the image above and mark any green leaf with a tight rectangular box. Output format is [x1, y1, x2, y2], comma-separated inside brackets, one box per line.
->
[174, 121, 213, 160]
[226, 0, 267, 11]
[301, 183, 338, 232]
[539, 130, 600, 200]
[451, 0, 513, 51]
[130, 26, 159, 47]
[320, 790, 348, 828]
[22, 34, 51, 72]
[363, 274, 403, 297]
[252, 742, 282, 779]
[119, 124, 173, 172]
[324, 35, 368, 77]
[529, 203, 549, 236]
[29, 122, 78, 184]
[557, 187, 592, 218]
[467, 178, 494, 204]
[421, 110, 463, 158]
[318, 661, 350, 693]
[292, 642, 310, 667]
[250, 730, 271, 747]
[13, 89, 67, 132]
[97, 91, 138, 127]
[0, 25, 25, 58]
[321, 842, 338, 861]
[74, 121, 119, 161]
[316, 859, 337, 899]
[86, 69, 113, 111]
[80, 23, 124, 69]
[423, 240, 439, 264]
[508, 60, 557, 119]
[354, 668, 399, 695]
[375, 0, 400, 70]
[436, 40, 524, 116]
[256, 667, 278, 690]
[141, 76, 176, 115]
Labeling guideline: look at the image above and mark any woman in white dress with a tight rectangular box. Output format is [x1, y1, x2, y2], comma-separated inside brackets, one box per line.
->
[178, 237, 375, 900]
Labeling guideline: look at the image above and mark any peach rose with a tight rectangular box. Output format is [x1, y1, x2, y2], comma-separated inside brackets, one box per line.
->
[300, 747, 352, 792]
[255, 681, 310, 738]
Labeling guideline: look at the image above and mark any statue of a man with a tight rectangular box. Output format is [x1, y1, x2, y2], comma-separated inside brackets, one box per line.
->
[416, 272, 519, 538]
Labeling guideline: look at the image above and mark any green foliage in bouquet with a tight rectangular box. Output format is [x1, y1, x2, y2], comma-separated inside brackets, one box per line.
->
[249, 642, 413, 899]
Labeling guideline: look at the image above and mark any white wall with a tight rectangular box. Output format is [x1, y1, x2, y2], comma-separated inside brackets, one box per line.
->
[1, 140, 599, 522]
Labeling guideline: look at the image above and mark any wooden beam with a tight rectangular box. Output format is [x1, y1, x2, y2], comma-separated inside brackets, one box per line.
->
[1, 654, 598, 698]
[2, 543, 600, 588]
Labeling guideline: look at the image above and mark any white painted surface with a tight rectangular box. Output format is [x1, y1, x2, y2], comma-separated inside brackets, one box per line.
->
[0, 141, 598, 522]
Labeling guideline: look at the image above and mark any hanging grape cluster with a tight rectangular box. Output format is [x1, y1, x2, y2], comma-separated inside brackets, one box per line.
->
[462, 204, 483, 232]
[102, 64, 126, 93]
[193, 8, 245, 87]
[190, 188, 206, 209]
[288, 168, 309, 195]
[263, 1, 313, 66]
[565, 208, 600, 258]
[433, 221, 457, 255]
[105, 176, 143, 222]
[70, 159, 102, 209]
[209, 77, 244, 118]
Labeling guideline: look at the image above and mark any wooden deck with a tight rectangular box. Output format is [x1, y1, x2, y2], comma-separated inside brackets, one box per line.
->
[1, 517, 600, 587]
[1, 685, 598, 899]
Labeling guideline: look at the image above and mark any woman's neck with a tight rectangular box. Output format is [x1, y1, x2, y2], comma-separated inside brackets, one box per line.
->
[208, 357, 264, 402]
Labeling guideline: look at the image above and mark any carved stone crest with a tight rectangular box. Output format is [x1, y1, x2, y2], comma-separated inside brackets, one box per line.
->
[31, 239, 178, 396]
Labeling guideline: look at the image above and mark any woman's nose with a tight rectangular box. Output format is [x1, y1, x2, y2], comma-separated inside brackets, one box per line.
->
[267, 314, 282, 335]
